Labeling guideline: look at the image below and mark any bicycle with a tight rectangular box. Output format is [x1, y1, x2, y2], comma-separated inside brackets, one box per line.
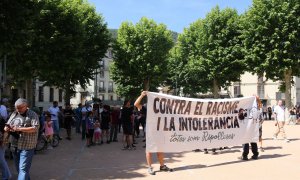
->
[35, 133, 60, 152]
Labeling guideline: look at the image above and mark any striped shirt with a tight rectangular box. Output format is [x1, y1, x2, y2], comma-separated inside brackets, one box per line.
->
[7, 109, 39, 150]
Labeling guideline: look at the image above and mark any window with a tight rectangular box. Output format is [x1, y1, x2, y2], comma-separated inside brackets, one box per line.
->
[49, 88, 54, 102]
[99, 60, 104, 68]
[117, 96, 121, 101]
[110, 95, 113, 101]
[99, 94, 104, 100]
[23, 90, 26, 99]
[99, 70, 104, 78]
[108, 82, 113, 92]
[108, 50, 113, 58]
[233, 86, 241, 98]
[59, 89, 63, 102]
[38, 86, 44, 102]
[99, 81, 105, 92]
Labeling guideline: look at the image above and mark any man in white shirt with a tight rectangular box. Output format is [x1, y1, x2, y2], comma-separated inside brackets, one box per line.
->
[48, 101, 62, 139]
[273, 100, 289, 142]
[81, 103, 92, 140]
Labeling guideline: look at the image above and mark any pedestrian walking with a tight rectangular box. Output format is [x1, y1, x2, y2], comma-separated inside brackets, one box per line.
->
[5, 98, 39, 180]
[273, 100, 289, 142]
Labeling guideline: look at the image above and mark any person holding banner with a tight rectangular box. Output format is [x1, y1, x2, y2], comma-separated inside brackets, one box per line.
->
[240, 96, 262, 160]
[239, 107, 259, 160]
[134, 91, 173, 175]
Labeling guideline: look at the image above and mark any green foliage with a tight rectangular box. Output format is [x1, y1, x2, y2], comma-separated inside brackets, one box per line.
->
[242, 0, 300, 80]
[242, 0, 300, 108]
[0, 0, 41, 81]
[3, 0, 110, 101]
[111, 17, 174, 98]
[168, 6, 246, 97]
[109, 28, 179, 42]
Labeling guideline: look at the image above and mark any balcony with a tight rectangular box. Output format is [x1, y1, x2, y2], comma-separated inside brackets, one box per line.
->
[108, 88, 114, 93]
[99, 87, 106, 93]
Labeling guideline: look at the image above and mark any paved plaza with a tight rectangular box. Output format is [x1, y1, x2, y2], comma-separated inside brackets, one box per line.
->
[6, 121, 300, 180]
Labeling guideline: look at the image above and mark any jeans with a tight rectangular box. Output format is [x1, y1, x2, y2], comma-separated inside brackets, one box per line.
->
[110, 124, 118, 141]
[12, 148, 35, 180]
[52, 120, 60, 135]
[0, 147, 11, 179]
[242, 143, 258, 158]
[75, 116, 82, 133]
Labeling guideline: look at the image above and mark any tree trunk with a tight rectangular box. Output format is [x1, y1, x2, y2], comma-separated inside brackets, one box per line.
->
[213, 79, 220, 99]
[143, 78, 150, 91]
[257, 72, 264, 99]
[64, 82, 71, 104]
[25, 79, 34, 107]
[284, 69, 292, 109]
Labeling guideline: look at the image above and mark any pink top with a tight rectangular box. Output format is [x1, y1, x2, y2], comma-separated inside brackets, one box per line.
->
[44, 121, 54, 136]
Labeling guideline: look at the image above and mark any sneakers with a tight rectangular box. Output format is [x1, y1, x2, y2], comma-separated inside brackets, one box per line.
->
[47, 146, 53, 150]
[273, 136, 277, 140]
[148, 167, 155, 175]
[238, 156, 248, 161]
[121, 146, 128, 150]
[251, 155, 258, 160]
[127, 146, 136, 150]
[284, 139, 290, 143]
[160, 165, 173, 172]
[260, 147, 265, 152]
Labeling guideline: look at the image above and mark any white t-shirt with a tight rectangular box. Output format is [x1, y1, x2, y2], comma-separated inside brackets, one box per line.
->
[81, 106, 92, 120]
[274, 105, 285, 121]
[48, 106, 60, 121]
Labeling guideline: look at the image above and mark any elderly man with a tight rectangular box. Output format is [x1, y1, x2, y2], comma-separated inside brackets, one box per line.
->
[5, 98, 39, 180]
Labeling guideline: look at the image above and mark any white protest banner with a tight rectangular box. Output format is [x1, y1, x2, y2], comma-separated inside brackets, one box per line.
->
[146, 92, 259, 152]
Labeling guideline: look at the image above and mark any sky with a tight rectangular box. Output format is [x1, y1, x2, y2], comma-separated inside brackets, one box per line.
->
[87, 0, 253, 33]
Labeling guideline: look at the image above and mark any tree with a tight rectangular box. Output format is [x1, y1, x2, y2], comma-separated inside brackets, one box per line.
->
[35, 0, 110, 103]
[0, 0, 40, 80]
[242, 0, 300, 108]
[168, 6, 245, 98]
[5, 0, 110, 103]
[111, 17, 173, 98]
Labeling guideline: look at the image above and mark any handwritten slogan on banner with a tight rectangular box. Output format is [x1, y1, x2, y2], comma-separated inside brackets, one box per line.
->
[146, 92, 259, 152]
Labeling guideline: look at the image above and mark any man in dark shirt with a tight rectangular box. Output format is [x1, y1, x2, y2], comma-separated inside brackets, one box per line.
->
[63, 103, 75, 140]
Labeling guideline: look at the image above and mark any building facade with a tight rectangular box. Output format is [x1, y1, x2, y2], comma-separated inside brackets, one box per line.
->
[228, 72, 300, 107]
[71, 49, 123, 107]
[34, 80, 65, 112]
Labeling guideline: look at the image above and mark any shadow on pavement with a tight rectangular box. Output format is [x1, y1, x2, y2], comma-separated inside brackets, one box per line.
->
[263, 146, 282, 150]
[171, 164, 207, 172]
[207, 154, 290, 168]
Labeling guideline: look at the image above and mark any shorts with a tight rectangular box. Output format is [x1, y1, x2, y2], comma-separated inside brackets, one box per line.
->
[86, 129, 94, 138]
[122, 123, 133, 135]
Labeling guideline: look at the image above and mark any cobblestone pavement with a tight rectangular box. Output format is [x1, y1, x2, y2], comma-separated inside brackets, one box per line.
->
[6, 121, 300, 180]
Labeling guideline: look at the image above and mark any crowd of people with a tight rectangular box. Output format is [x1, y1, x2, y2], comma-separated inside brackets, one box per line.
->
[0, 95, 300, 178]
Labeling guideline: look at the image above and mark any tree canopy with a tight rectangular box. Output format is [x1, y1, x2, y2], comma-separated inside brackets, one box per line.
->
[3, 0, 110, 102]
[168, 6, 245, 98]
[110, 17, 174, 98]
[242, 0, 300, 108]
